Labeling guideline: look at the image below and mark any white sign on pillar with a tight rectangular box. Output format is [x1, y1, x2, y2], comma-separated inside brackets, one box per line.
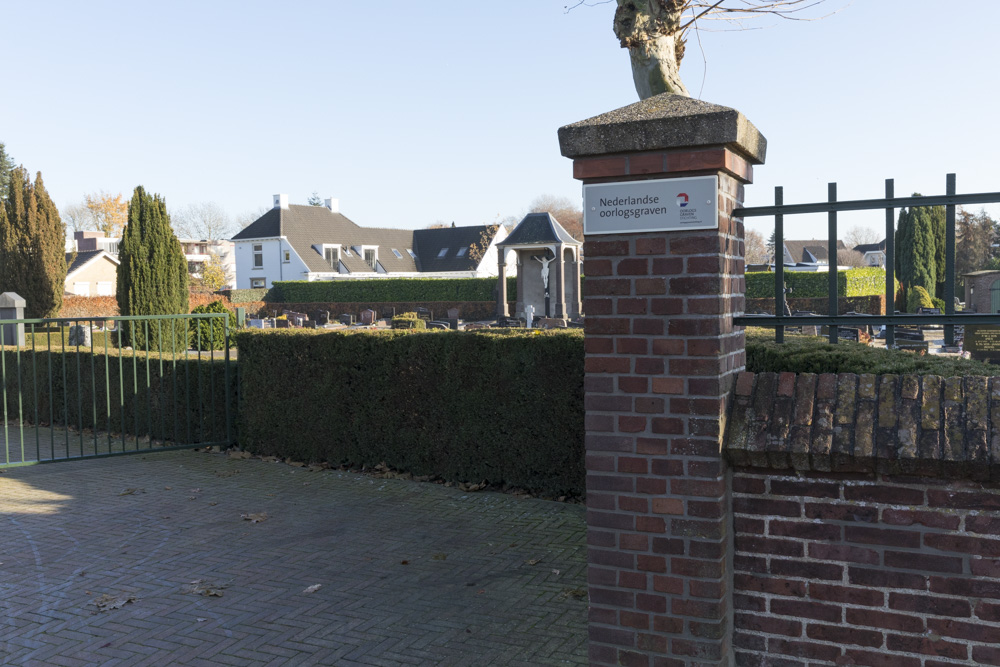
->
[583, 175, 719, 235]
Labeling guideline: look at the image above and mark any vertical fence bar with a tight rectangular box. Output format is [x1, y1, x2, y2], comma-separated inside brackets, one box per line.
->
[224, 315, 231, 447]
[197, 324, 203, 443]
[132, 328, 139, 450]
[185, 317, 192, 444]
[885, 179, 896, 347]
[828, 182, 839, 344]
[47, 326, 53, 460]
[32, 323, 39, 462]
[90, 319, 98, 455]
[145, 320, 152, 445]
[158, 321, 164, 442]
[104, 322, 111, 453]
[76, 327, 83, 457]
[945, 173, 956, 346]
[61, 322, 69, 458]
[172, 319, 179, 444]
[15, 327, 24, 463]
[1, 324, 8, 464]
[209, 318, 216, 442]
[774, 186, 785, 344]
[119, 321, 126, 453]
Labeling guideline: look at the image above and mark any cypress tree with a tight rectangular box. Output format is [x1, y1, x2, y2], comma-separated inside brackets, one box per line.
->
[909, 206, 937, 295]
[0, 166, 66, 318]
[894, 207, 912, 301]
[117, 186, 189, 350]
[928, 204, 946, 296]
[29, 173, 67, 318]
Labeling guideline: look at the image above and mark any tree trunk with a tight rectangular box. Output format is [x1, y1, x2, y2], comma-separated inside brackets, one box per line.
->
[615, 0, 689, 99]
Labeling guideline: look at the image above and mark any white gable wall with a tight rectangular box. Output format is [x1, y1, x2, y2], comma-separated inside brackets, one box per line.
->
[234, 237, 310, 289]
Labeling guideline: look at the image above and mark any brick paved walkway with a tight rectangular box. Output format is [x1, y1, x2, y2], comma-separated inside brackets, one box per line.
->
[0, 450, 587, 665]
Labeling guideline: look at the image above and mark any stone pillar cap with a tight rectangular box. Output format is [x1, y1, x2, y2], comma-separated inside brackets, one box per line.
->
[0, 292, 26, 308]
[558, 93, 766, 164]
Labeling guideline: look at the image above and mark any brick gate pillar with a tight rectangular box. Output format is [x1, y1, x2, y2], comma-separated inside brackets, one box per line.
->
[558, 95, 766, 666]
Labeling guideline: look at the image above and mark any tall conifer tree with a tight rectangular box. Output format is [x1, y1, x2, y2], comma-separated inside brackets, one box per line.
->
[0, 166, 67, 318]
[117, 186, 189, 350]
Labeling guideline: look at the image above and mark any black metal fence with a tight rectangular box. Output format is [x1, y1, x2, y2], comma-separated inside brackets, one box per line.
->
[733, 174, 1000, 345]
[0, 313, 234, 468]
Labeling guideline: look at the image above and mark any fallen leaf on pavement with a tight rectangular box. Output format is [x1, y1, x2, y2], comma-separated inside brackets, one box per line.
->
[302, 584, 322, 594]
[525, 558, 542, 566]
[241, 512, 268, 523]
[92, 593, 137, 612]
[182, 580, 229, 597]
[118, 488, 144, 496]
[458, 480, 487, 492]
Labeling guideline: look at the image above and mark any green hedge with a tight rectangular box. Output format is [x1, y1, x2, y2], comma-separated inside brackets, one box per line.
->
[234, 328, 585, 496]
[227, 288, 274, 303]
[746, 268, 888, 299]
[745, 328, 1000, 376]
[272, 277, 517, 303]
[1, 348, 234, 446]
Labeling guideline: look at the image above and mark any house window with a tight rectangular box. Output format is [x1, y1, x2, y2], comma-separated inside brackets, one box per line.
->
[251, 278, 265, 288]
[96, 282, 114, 296]
[253, 244, 263, 269]
[324, 246, 339, 269]
[283, 250, 291, 263]
[391, 248, 403, 259]
[407, 249, 416, 258]
[456, 247, 467, 257]
[364, 248, 377, 269]
[73, 282, 90, 296]
[437, 248, 449, 258]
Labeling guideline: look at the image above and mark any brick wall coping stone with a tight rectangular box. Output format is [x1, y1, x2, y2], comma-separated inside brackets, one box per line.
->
[557, 93, 767, 163]
[726, 371, 1000, 480]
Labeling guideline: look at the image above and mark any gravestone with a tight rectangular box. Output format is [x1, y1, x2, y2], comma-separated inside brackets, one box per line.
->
[339, 313, 355, 326]
[360, 309, 377, 325]
[416, 307, 432, 321]
[0, 292, 25, 347]
[447, 307, 460, 319]
[69, 325, 92, 347]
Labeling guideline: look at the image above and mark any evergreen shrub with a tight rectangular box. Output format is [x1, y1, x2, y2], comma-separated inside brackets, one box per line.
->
[190, 300, 238, 351]
[234, 328, 585, 496]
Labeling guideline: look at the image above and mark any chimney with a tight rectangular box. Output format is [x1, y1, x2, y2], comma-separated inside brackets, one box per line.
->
[325, 198, 339, 213]
[273, 194, 289, 209]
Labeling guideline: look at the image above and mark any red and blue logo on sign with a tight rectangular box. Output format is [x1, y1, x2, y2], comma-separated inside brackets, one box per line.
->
[676, 193, 689, 207]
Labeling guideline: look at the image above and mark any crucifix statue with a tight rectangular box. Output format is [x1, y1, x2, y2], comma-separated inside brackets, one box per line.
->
[532, 253, 554, 292]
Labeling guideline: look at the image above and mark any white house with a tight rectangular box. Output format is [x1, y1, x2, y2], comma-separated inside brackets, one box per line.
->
[231, 194, 509, 289]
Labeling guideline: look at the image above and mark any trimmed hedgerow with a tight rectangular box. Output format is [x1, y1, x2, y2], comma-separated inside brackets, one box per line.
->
[746, 268, 888, 299]
[273, 277, 518, 304]
[745, 328, 1000, 376]
[234, 328, 585, 496]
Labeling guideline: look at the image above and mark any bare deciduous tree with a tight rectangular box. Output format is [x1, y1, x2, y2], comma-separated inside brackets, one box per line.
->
[173, 202, 236, 240]
[844, 225, 882, 250]
[744, 228, 768, 265]
[60, 202, 96, 233]
[236, 206, 270, 230]
[836, 248, 866, 268]
[576, 0, 837, 99]
[529, 194, 583, 240]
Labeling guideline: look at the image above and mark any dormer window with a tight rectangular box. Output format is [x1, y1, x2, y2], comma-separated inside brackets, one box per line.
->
[364, 248, 377, 269]
[318, 244, 339, 269]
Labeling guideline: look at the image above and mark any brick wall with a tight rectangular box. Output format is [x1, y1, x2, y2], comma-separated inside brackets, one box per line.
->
[727, 371, 1000, 665]
[732, 470, 1000, 666]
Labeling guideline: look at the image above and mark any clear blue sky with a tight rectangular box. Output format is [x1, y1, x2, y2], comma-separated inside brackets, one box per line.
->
[2, 1, 997, 238]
